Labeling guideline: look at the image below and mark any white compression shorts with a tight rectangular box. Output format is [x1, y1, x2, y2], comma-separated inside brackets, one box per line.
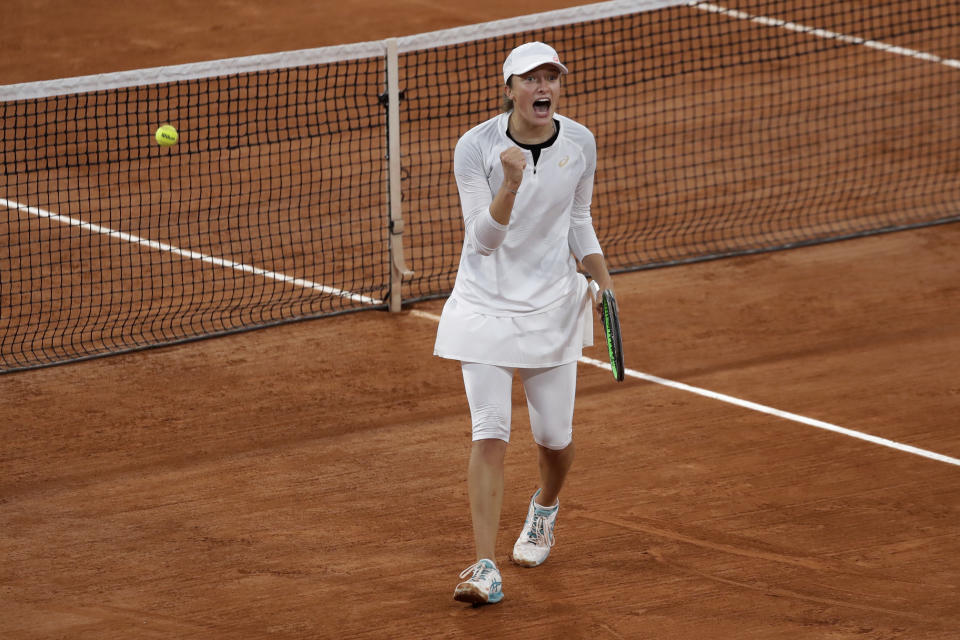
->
[460, 361, 577, 450]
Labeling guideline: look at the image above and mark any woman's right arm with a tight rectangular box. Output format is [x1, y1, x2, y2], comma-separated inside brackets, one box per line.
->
[454, 139, 524, 255]
[488, 147, 524, 226]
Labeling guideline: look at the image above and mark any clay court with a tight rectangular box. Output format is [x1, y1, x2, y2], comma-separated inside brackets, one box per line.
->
[3, 1, 960, 639]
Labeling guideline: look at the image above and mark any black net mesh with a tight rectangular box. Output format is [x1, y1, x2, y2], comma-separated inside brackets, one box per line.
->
[2, 1, 958, 371]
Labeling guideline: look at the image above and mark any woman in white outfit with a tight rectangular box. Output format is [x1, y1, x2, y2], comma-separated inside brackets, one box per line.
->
[435, 41, 615, 605]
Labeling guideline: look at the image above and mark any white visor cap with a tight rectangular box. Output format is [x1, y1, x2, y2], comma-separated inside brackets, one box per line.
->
[502, 41, 568, 84]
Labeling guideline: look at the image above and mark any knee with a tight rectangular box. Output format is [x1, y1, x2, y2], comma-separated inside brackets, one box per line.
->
[472, 436, 508, 465]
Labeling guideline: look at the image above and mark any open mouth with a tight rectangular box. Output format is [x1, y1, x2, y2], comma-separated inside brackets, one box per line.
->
[532, 98, 551, 116]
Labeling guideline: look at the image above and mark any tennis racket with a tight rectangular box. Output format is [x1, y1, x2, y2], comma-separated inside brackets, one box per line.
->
[590, 281, 625, 382]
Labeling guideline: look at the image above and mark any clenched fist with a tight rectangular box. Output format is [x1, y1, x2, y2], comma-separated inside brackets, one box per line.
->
[500, 147, 526, 191]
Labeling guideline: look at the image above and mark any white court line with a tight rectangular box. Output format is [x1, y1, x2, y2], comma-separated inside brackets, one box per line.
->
[1, 197, 382, 305]
[579, 356, 960, 467]
[409, 309, 960, 467]
[692, 2, 960, 70]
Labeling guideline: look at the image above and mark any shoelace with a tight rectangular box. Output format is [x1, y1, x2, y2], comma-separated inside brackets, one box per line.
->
[525, 509, 556, 547]
[459, 561, 494, 581]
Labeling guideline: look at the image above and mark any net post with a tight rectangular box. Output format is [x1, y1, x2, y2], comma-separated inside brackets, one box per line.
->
[385, 37, 412, 313]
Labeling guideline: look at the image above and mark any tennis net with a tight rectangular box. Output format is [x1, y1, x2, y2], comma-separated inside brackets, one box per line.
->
[2, 0, 958, 372]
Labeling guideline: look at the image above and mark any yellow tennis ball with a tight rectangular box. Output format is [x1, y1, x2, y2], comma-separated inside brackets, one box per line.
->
[155, 124, 179, 147]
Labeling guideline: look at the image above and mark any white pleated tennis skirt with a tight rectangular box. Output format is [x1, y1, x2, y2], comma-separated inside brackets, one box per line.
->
[434, 274, 594, 368]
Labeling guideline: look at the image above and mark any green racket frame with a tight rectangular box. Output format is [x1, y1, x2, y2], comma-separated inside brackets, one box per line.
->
[600, 289, 625, 382]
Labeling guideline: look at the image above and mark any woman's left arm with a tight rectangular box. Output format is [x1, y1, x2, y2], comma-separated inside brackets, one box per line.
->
[581, 252, 613, 294]
[567, 130, 614, 302]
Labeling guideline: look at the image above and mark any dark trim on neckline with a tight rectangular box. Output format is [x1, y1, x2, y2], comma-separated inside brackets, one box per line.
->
[506, 118, 560, 166]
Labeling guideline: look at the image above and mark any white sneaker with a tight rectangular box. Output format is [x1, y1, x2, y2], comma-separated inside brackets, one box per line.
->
[511, 489, 558, 567]
[453, 558, 504, 605]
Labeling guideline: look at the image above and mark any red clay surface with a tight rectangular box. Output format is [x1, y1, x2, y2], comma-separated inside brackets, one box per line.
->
[3, 2, 960, 639]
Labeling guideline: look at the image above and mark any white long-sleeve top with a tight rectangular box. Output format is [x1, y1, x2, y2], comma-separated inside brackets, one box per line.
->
[450, 112, 603, 316]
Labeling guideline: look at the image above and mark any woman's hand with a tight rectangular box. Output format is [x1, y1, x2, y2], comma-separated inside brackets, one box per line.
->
[500, 147, 526, 192]
[591, 279, 614, 316]
[489, 147, 526, 226]
[582, 254, 614, 317]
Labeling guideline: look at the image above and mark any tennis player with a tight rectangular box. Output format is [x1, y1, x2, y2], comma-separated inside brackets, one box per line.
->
[435, 41, 614, 605]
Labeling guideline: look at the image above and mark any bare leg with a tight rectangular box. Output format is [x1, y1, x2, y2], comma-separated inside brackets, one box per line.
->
[468, 438, 509, 561]
[536, 441, 575, 507]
